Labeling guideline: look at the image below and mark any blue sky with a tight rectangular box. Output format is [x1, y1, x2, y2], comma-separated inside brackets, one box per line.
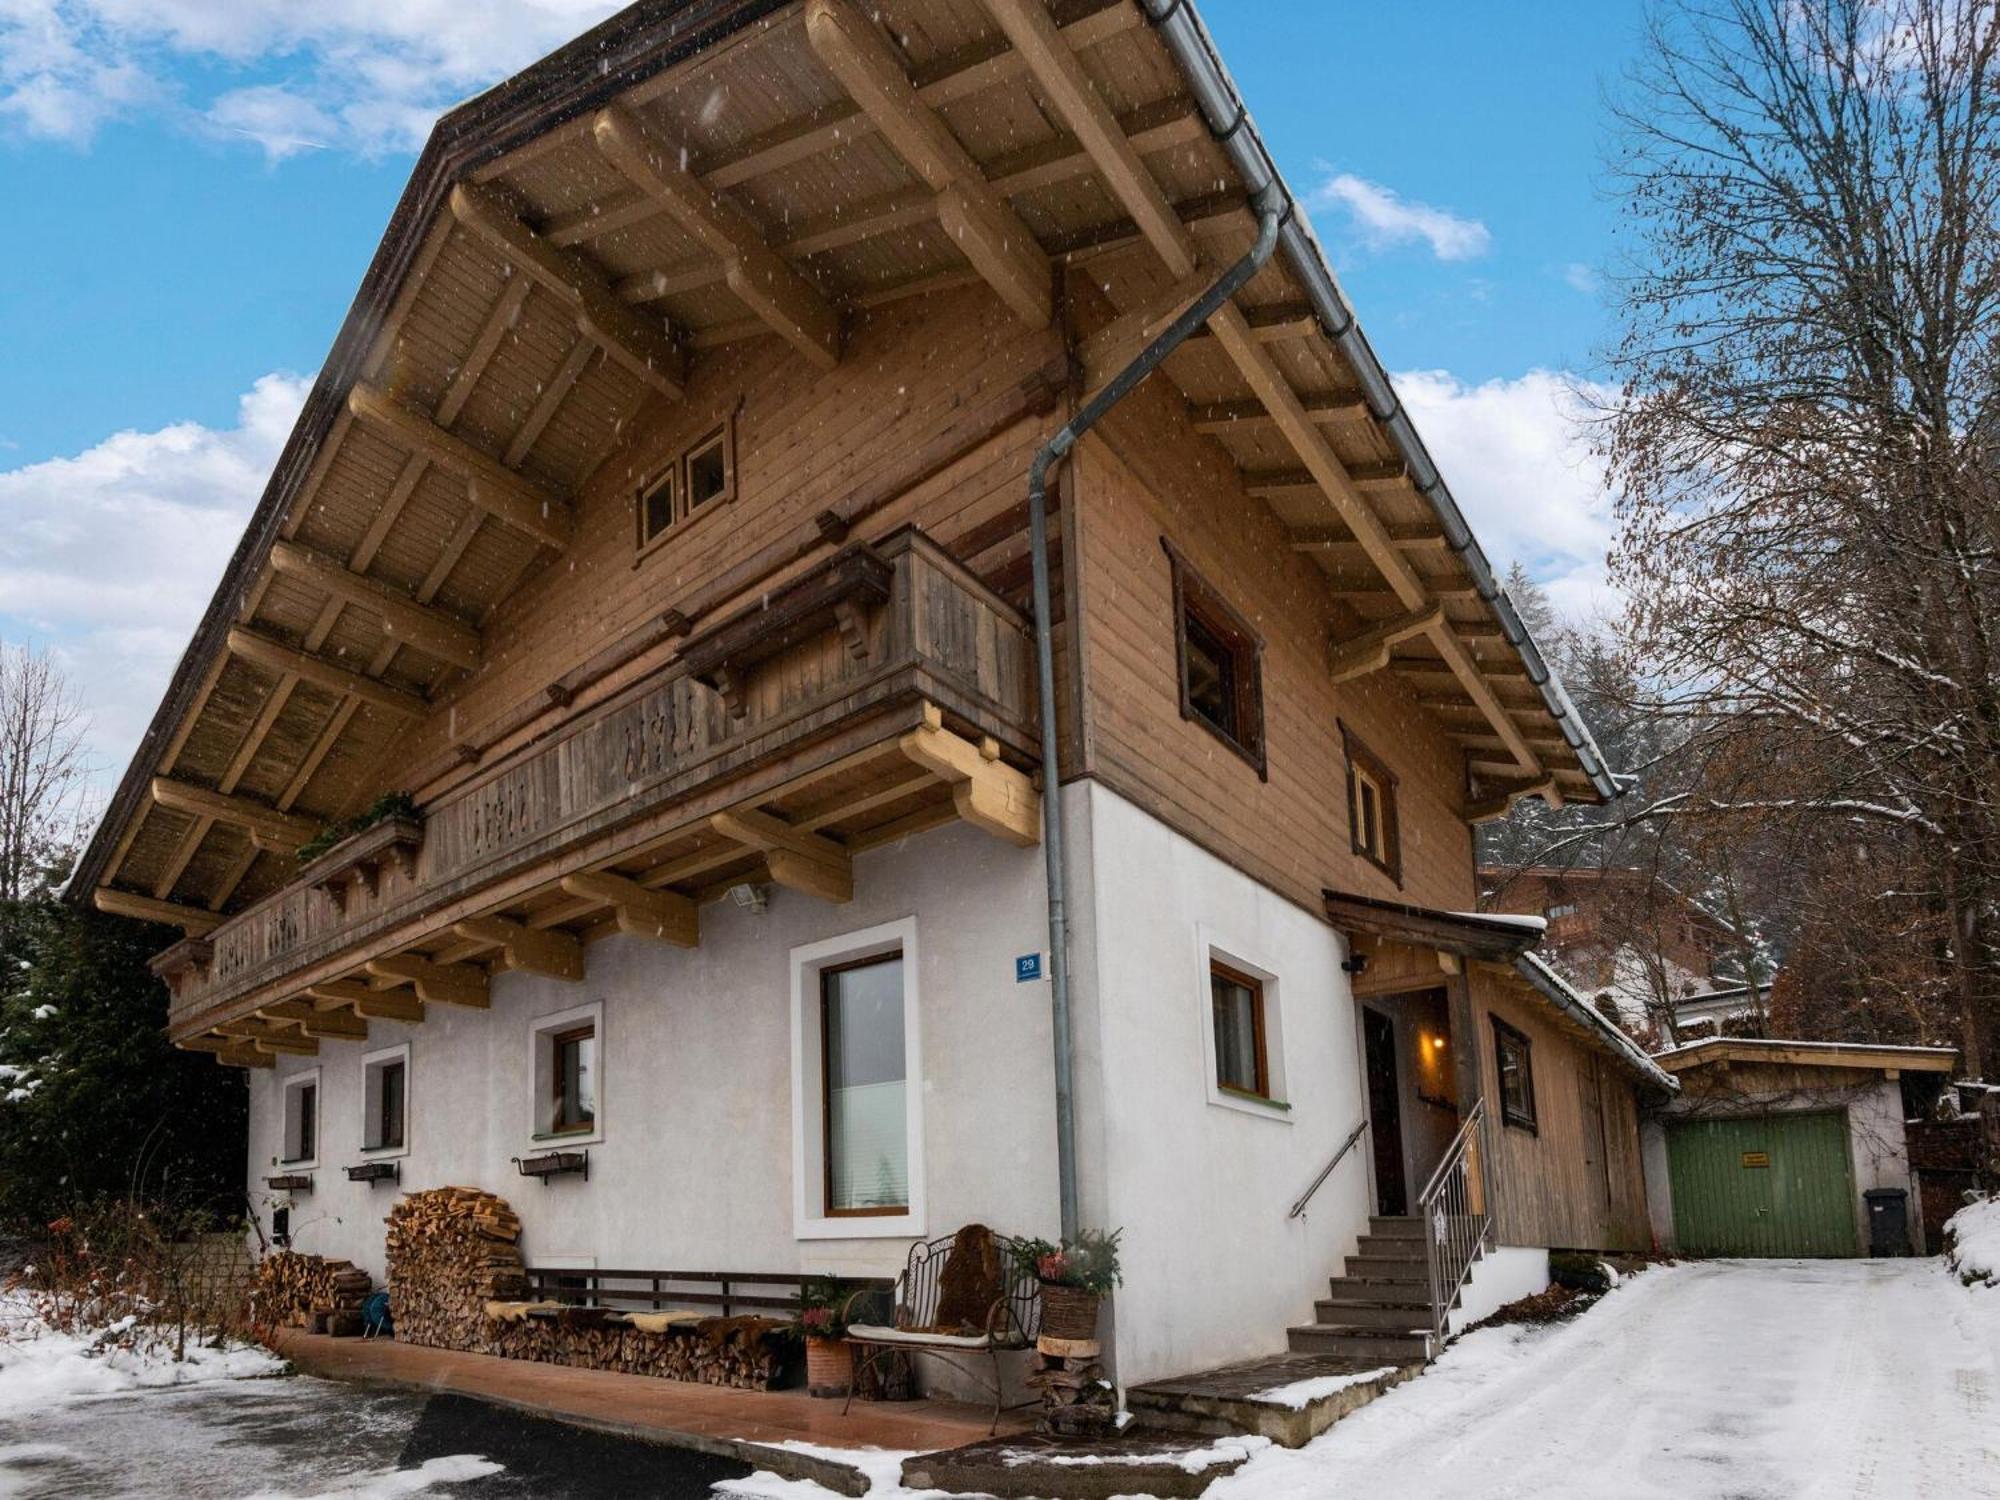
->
[0, 0, 1643, 786]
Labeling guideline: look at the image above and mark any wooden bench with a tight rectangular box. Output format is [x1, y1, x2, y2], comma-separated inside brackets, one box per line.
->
[841, 1227, 1042, 1432]
[521, 1267, 891, 1321]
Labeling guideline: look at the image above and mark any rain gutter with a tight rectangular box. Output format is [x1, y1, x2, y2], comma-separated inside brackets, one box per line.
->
[1139, 0, 1619, 801]
[1028, 197, 1288, 1240]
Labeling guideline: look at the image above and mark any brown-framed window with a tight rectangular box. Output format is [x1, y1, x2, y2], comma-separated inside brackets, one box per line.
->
[1210, 959, 1270, 1099]
[1341, 722, 1402, 883]
[637, 464, 677, 551]
[369, 1057, 406, 1151]
[820, 952, 909, 1215]
[551, 1024, 597, 1135]
[1491, 1016, 1537, 1132]
[283, 1077, 317, 1164]
[1165, 541, 1266, 776]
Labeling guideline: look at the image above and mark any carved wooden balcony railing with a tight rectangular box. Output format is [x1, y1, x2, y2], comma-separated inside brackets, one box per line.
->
[166, 528, 1037, 1042]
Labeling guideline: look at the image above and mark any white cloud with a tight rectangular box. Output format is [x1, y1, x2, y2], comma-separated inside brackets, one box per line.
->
[0, 0, 623, 155]
[1561, 261, 1600, 296]
[1391, 368, 1619, 620]
[1309, 172, 1492, 262]
[0, 372, 309, 783]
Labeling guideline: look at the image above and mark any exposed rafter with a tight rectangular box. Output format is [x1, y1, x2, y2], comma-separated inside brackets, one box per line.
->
[448, 181, 686, 399]
[150, 777, 318, 854]
[225, 627, 427, 718]
[898, 704, 1039, 847]
[347, 384, 574, 550]
[365, 954, 491, 1008]
[592, 103, 841, 370]
[806, 0, 1052, 328]
[1327, 603, 1446, 683]
[709, 807, 853, 903]
[267, 540, 482, 671]
[558, 871, 699, 947]
[307, 981, 424, 1022]
[1467, 775, 1562, 824]
[451, 916, 585, 981]
[94, 887, 221, 935]
[1191, 393, 1371, 436]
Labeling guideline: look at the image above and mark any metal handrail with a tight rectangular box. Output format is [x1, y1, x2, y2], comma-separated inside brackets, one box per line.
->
[1417, 1098, 1493, 1351]
[1288, 1117, 1370, 1219]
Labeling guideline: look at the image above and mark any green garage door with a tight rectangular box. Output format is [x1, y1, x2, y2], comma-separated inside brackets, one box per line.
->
[1666, 1112, 1858, 1257]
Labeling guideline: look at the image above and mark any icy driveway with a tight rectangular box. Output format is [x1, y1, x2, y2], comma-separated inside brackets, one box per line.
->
[1211, 1259, 1999, 1500]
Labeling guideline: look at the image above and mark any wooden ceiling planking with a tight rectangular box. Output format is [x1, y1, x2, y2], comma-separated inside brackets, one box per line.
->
[228, 681, 348, 805]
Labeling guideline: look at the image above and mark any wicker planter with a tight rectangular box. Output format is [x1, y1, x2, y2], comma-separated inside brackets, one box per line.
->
[1038, 1283, 1102, 1342]
[805, 1335, 854, 1398]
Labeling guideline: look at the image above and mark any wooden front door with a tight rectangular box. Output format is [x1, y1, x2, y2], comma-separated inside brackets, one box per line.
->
[1363, 1008, 1408, 1217]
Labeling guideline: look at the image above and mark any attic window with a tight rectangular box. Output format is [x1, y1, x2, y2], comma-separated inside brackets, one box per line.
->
[1166, 542, 1265, 777]
[638, 466, 677, 551]
[685, 424, 734, 512]
[636, 415, 737, 556]
[1341, 723, 1402, 884]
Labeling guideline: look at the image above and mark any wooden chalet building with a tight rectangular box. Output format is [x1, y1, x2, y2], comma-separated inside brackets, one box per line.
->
[74, 0, 1673, 1389]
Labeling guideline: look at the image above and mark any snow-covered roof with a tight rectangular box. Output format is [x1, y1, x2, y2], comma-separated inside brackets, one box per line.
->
[1653, 1037, 1959, 1074]
[1514, 951, 1678, 1091]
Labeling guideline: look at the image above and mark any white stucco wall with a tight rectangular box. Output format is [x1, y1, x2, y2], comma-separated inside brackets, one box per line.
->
[1063, 782, 1374, 1388]
[1446, 1245, 1551, 1335]
[246, 817, 1061, 1290]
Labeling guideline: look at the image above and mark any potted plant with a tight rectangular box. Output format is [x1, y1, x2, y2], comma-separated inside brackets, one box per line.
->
[1013, 1228, 1122, 1343]
[792, 1277, 853, 1398]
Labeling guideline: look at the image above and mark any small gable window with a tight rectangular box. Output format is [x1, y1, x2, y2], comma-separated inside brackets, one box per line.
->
[636, 414, 737, 555]
[1341, 723, 1401, 884]
[685, 424, 734, 513]
[1165, 542, 1265, 776]
[1491, 1017, 1537, 1132]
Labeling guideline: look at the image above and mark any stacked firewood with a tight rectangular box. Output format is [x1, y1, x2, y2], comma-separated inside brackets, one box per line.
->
[384, 1186, 528, 1350]
[1028, 1335, 1118, 1438]
[483, 1312, 794, 1389]
[253, 1250, 374, 1336]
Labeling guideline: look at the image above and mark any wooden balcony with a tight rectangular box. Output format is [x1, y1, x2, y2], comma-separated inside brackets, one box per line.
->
[168, 529, 1039, 1055]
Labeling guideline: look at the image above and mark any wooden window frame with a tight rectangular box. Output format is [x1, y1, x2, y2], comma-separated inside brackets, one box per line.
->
[1209, 958, 1271, 1102]
[361, 1044, 410, 1156]
[635, 414, 737, 560]
[550, 1023, 597, 1136]
[819, 950, 910, 1219]
[1164, 540, 1267, 778]
[280, 1068, 320, 1167]
[1491, 1016, 1538, 1133]
[1340, 722, 1403, 885]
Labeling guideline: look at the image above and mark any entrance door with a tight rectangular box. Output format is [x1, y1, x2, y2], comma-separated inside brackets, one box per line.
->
[1666, 1112, 1858, 1256]
[1362, 1008, 1408, 1216]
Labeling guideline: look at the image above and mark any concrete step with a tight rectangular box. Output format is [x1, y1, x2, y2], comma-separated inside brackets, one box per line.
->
[1128, 1353, 1422, 1449]
[1313, 1298, 1431, 1330]
[1353, 1234, 1427, 1262]
[1286, 1325, 1432, 1361]
[1368, 1216, 1425, 1239]
[1341, 1255, 1429, 1283]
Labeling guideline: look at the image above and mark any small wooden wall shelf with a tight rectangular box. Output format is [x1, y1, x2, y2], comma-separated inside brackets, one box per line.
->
[345, 1160, 401, 1185]
[513, 1149, 589, 1183]
[265, 1172, 313, 1193]
[300, 816, 424, 913]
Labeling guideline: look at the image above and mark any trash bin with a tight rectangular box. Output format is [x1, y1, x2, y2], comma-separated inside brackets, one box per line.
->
[1863, 1188, 1909, 1257]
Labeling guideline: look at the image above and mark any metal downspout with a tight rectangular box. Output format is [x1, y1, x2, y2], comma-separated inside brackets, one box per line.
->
[1030, 197, 1286, 1240]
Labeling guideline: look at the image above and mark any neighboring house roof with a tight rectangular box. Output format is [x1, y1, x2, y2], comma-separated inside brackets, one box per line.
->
[1323, 889, 1548, 962]
[1514, 951, 1678, 1092]
[1653, 1038, 1959, 1075]
[71, 0, 1614, 918]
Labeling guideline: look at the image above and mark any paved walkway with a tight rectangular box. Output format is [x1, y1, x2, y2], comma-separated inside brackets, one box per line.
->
[277, 1328, 1027, 1469]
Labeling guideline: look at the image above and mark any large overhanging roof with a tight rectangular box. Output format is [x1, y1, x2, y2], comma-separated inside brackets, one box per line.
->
[72, 0, 1615, 926]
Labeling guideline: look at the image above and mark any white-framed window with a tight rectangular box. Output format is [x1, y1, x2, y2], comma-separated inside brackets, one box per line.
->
[789, 918, 924, 1240]
[528, 1001, 603, 1147]
[280, 1067, 321, 1166]
[361, 1044, 410, 1157]
[1194, 927, 1289, 1120]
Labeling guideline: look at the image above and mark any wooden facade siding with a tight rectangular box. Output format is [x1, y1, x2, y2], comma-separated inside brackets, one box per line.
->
[164, 531, 1035, 1036]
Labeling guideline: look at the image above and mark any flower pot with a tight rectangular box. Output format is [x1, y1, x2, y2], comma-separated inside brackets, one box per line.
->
[1038, 1283, 1101, 1342]
[805, 1335, 854, 1398]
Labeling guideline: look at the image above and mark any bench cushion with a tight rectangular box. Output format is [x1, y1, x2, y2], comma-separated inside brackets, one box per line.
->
[623, 1310, 709, 1334]
[484, 1300, 564, 1323]
[847, 1322, 995, 1350]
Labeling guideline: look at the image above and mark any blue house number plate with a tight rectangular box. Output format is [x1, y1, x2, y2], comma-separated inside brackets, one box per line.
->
[1015, 953, 1043, 983]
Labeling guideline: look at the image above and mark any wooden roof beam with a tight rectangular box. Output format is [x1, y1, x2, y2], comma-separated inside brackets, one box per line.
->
[898, 702, 1040, 847]
[257, 1000, 368, 1040]
[1245, 463, 1408, 500]
[150, 777, 318, 854]
[592, 103, 841, 371]
[365, 954, 490, 1008]
[1293, 524, 1451, 555]
[94, 887, 221, 935]
[225, 627, 427, 718]
[451, 916, 585, 981]
[347, 385, 572, 550]
[980, 0, 1547, 786]
[1328, 603, 1445, 683]
[1467, 775, 1561, 824]
[268, 541, 481, 671]
[559, 870, 699, 947]
[448, 182, 685, 400]
[709, 806, 853, 904]
[1192, 393, 1370, 436]
[806, 0, 1052, 328]
[307, 982, 424, 1022]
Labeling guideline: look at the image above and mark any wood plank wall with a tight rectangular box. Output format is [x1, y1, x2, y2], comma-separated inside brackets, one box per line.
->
[1071, 365, 1478, 916]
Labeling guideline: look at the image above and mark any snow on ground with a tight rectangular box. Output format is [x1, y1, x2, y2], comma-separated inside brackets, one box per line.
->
[0, 1289, 285, 1414]
[726, 1260, 1997, 1500]
[1246, 1365, 1396, 1410]
[243, 1454, 506, 1499]
[1945, 1195, 2000, 1286]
